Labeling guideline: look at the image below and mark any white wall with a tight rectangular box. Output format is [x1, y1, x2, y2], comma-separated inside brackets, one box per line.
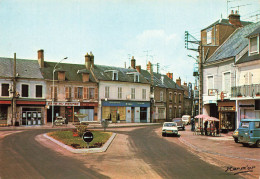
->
[236, 61, 260, 86]
[17, 79, 46, 99]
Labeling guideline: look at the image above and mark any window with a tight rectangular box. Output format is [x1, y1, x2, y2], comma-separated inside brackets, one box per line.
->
[1, 84, 9, 96]
[249, 36, 259, 55]
[179, 107, 182, 117]
[142, 89, 146, 100]
[179, 94, 182, 103]
[65, 86, 71, 99]
[207, 28, 212, 44]
[131, 88, 135, 99]
[207, 75, 214, 91]
[51, 86, 57, 99]
[244, 72, 253, 85]
[169, 92, 173, 101]
[105, 86, 110, 98]
[174, 93, 177, 103]
[112, 71, 118, 81]
[75, 87, 83, 99]
[36, 85, 42, 98]
[169, 108, 172, 118]
[223, 72, 231, 93]
[255, 122, 260, 128]
[118, 87, 122, 99]
[134, 74, 139, 82]
[22, 84, 29, 97]
[160, 91, 164, 101]
[158, 108, 165, 119]
[89, 88, 95, 99]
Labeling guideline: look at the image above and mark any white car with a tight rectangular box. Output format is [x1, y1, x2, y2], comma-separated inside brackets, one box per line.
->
[182, 115, 191, 125]
[162, 122, 178, 137]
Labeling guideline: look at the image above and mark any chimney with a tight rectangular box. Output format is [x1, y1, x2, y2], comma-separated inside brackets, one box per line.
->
[136, 65, 141, 73]
[228, 10, 242, 27]
[131, 56, 136, 69]
[166, 72, 173, 80]
[38, 49, 44, 68]
[90, 51, 94, 68]
[176, 77, 181, 87]
[147, 61, 152, 74]
[85, 53, 91, 69]
[183, 82, 187, 86]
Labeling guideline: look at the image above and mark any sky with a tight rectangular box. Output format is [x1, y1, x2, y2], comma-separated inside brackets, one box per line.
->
[0, 0, 259, 85]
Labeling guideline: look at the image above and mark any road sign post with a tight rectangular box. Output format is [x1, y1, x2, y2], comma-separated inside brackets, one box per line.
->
[82, 131, 94, 148]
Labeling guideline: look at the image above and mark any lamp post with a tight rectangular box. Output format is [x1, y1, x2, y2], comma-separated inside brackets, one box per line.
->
[52, 57, 68, 127]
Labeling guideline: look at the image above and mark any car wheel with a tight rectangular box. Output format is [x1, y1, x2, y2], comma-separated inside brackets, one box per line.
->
[256, 140, 260, 148]
[242, 143, 249, 147]
[162, 133, 165, 137]
[234, 138, 238, 143]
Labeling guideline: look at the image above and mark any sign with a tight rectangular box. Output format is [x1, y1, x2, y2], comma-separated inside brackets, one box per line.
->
[102, 100, 150, 107]
[82, 131, 94, 143]
[208, 89, 218, 96]
[188, 83, 192, 98]
[220, 91, 224, 101]
[46, 102, 80, 106]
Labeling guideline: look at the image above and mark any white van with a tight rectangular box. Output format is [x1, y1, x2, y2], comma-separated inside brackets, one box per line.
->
[182, 115, 191, 125]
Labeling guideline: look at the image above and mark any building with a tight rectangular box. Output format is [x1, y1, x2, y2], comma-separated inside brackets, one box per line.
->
[0, 55, 46, 126]
[181, 81, 193, 116]
[203, 22, 260, 132]
[91, 57, 151, 123]
[231, 25, 260, 127]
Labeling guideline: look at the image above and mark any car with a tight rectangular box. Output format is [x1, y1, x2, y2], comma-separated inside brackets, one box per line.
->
[172, 118, 185, 131]
[162, 122, 178, 137]
[238, 119, 260, 148]
[232, 129, 239, 143]
[182, 115, 191, 125]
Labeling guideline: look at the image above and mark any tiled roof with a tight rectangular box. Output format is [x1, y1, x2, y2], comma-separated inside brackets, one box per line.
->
[0, 58, 43, 79]
[91, 65, 150, 84]
[206, 22, 260, 63]
[236, 52, 260, 64]
[201, 18, 252, 31]
[139, 69, 183, 90]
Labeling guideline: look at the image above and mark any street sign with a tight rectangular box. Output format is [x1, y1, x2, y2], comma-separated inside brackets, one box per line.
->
[82, 131, 94, 143]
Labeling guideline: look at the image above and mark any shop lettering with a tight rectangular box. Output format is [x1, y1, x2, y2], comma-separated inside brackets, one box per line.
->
[47, 102, 80, 106]
[225, 165, 255, 175]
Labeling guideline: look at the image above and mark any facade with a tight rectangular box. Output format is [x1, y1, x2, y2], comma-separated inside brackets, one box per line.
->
[0, 57, 46, 126]
[181, 81, 193, 117]
[92, 57, 151, 123]
[40, 51, 99, 123]
[231, 26, 260, 128]
[202, 21, 260, 131]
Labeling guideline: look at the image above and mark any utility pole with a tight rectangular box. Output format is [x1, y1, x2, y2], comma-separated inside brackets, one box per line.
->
[12, 53, 17, 126]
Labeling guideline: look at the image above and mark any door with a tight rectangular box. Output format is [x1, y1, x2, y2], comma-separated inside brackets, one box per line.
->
[131, 107, 135, 123]
[140, 107, 147, 123]
[111, 107, 117, 123]
[27, 112, 32, 125]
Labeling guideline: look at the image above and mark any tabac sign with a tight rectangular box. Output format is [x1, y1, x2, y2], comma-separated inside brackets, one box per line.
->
[46, 102, 80, 106]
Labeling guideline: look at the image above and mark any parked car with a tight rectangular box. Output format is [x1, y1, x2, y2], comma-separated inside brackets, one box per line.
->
[232, 129, 239, 143]
[162, 122, 178, 137]
[238, 119, 260, 148]
[182, 115, 191, 125]
[172, 118, 185, 131]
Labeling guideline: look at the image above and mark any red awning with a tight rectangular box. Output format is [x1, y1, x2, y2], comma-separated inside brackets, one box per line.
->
[80, 102, 98, 107]
[0, 100, 11, 104]
[16, 101, 46, 105]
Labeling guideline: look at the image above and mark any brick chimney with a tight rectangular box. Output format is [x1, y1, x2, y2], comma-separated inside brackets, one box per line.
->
[183, 82, 187, 86]
[147, 61, 152, 74]
[131, 56, 136, 69]
[38, 49, 44, 68]
[166, 72, 173, 80]
[229, 10, 242, 27]
[85, 53, 91, 69]
[176, 77, 181, 87]
[136, 65, 141, 73]
[90, 51, 94, 68]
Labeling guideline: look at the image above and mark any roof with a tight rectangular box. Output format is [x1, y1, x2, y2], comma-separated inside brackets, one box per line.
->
[139, 69, 183, 90]
[0, 58, 44, 79]
[236, 52, 260, 64]
[202, 18, 252, 31]
[206, 22, 260, 63]
[41, 62, 96, 82]
[246, 25, 260, 37]
[91, 65, 150, 84]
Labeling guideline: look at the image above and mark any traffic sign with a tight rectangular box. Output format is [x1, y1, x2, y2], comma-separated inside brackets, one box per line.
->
[82, 131, 94, 143]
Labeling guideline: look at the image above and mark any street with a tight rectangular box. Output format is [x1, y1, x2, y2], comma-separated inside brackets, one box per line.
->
[0, 126, 239, 179]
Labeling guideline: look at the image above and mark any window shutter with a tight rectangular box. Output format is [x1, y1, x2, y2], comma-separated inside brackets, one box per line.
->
[248, 72, 252, 85]
[95, 88, 98, 99]
[65, 87, 69, 98]
[54, 86, 57, 99]
[74, 87, 78, 99]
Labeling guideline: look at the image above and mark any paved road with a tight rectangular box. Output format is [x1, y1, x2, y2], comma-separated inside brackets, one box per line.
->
[0, 129, 108, 179]
[0, 127, 240, 179]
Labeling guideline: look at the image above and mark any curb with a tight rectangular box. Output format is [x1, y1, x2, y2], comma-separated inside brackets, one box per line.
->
[43, 133, 117, 154]
[178, 137, 260, 162]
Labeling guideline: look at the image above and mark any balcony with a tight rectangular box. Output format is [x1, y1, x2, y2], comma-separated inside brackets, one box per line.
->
[231, 84, 260, 98]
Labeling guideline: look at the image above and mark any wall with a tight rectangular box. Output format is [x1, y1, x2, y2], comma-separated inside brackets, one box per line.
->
[17, 79, 46, 99]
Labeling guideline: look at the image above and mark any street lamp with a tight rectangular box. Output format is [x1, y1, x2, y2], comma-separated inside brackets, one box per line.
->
[187, 55, 198, 62]
[52, 57, 68, 127]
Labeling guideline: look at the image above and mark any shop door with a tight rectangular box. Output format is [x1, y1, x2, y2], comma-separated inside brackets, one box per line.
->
[110, 107, 117, 123]
[140, 107, 147, 123]
[131, 107, 135, 123]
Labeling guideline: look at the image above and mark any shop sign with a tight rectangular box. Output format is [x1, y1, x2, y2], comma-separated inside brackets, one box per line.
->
[46, 102, 80, 106]
[102, 100, 150, 107]
[218, 106, 235, 111]
[208, 89, 218, 96]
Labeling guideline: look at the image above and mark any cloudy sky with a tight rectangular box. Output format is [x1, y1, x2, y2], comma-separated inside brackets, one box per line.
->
[0, 0, 259, 84]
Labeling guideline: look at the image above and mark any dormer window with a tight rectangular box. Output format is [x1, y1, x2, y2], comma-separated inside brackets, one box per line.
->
[112, 71, 118, 81]
[249, 35, 259, 55]
[134, 73, 139, 82]
[207, 28, 212, 44]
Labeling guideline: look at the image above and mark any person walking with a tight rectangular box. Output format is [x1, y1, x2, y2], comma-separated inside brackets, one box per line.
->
[204, 120, 208, 135]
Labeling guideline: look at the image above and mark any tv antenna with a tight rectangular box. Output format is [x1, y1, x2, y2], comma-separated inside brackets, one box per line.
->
[230, 4, 251, 14]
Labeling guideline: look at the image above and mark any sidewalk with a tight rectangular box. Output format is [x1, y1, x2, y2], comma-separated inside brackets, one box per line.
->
[178, 126, 260, 178]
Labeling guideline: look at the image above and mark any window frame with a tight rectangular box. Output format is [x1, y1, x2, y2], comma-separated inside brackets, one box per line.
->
[222, 71, 231, 93]
[160, 91, 164, 101]
[207, 75, 214, 93]
[131, 88, 135, 99]
[35, 84, 43, 98]
[118, 87, 122, 99]
[21, 84, 29, 98]
[249, 35, 259, 56]
[105, 86, 110, 98]
[1, 83, 10, 97]
[142, 89, 146, 100]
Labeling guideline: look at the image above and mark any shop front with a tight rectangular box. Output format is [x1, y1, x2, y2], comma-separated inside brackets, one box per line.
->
[0, 100, 11, 125]
[218, 101, 236, 132]
[237, 99, 260, 126]
[16, 100, 46, 126]
[101, 100, 150, 123]
[46, 101, 98, 123]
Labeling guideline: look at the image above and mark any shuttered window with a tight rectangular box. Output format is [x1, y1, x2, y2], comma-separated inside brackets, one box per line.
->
[118, 87, 122, 99]
[207, 76, 213, 90]
[223, 72, 230, 93]
[51, 86, 57, 99]
[131, 88, 135, 99]
[83, 87, 89, 99]
[105, 86, 109, 98]
[65, 87, 71, 99]
[142, 89, 146, 100]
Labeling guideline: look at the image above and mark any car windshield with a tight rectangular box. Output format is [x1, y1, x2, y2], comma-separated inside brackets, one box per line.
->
[164, 123, 176, 127]
[174, 120, 181, 122]
[240, 122, 249, 128]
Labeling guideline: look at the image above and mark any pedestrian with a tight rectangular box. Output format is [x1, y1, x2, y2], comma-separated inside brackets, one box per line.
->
[204, 120, 208, 135]
[191, 118, 195, 131]
[209, 122, 213, 135]
[215, 121, 219, 134]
